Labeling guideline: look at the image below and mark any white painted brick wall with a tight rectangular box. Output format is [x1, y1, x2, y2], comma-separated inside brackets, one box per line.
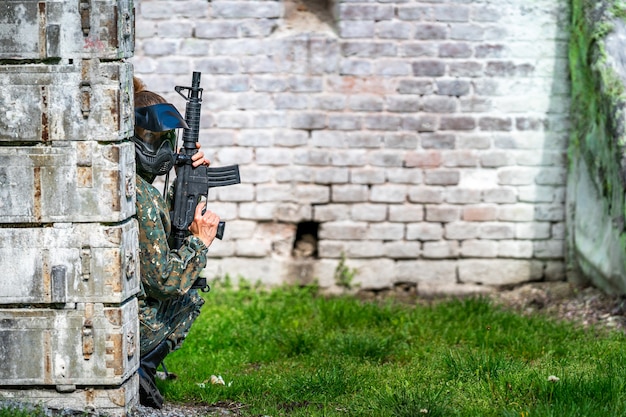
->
[134, 0, 570, 293]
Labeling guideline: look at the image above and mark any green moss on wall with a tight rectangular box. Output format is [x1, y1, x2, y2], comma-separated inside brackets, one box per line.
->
[569, 0, 626, 247]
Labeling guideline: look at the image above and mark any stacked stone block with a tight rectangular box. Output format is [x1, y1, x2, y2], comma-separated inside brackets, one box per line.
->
[133, 0, 570, 294]
[0, 1, 139, 415]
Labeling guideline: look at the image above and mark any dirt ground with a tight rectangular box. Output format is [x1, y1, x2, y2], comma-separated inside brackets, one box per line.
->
[489, 281, 626, 333]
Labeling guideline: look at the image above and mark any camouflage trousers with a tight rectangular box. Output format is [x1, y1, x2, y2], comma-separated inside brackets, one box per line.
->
[139, 289, 205, 356]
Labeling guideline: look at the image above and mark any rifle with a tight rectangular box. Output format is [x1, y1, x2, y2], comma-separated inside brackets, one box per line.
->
[170, 72, 240, 291]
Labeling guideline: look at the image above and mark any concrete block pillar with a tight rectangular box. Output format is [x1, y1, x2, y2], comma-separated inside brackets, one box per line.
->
[0, 1, 138, 415]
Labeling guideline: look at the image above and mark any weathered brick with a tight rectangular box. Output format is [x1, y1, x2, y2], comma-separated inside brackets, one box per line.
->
[251, 76, 289, 92]
[439, 116, 476, 131]
[366, 222, 405, 240]
[351, 168, 386, 184]
[311, 130, 347, 148]
[339, 4, 394, 21]
[423, 241, 459, 258]
[386, 168, 423, 184]
[402, 43, 438, 58]
[414, 24, 448, 40]
[445, 188, 481, 204]
[371, 184, 408, 203]
[376, 22, 412, 39]
[295, 185, 330, 204]
[330, 115, 362, 131]
[437, 79, 471, 96]
[212, 1, 282, 19]
[406, 223, 444, 240]
[450, 24, 485, 41]
[396, 260, 457, 283]
[346, 132, 382, 148]
[195, 21, 239, 39]
[383, 241, 422, 259]
[533, 240, 565, 258]
[424, 170, 460, 185]
[497, 204, 535, 221]
[404, 151, 442, 168]
[445, 222, 480, 239]
[461, 240, 498, 258]
[319, 221, 368, 240]
[459, 259, 541, 285]
[239, 202, 277, 220]
[290, 112, 327, 130]
[274, 130, 308, 147]
[482, 187, 517, 203]
[412, 60, 446, 76]
[369, 150, 405, 167]
[338, 21, 376, 38]
[256, 184, 294, 202]
[408, 186, 444, 203]
[312, 95, 347, 111]
[352, 203, 388, 221]
[349, 95, 385, 112]
[442, 150, 479, 167]
[421, 134, 456, 149]
[498, 167, 537, 185]
[426, 205, 461, 222]
[449, 61, 484, 77]
[397, 79, 435, 95]
[422, 95, 457, 112]
[397, 5, 429, 21]
[275, 203, 312, 223]
[534, 204, 565, 221]
[314, 167, 350, 184]
[389, 204, 423, 222]
[313, 204, 351, 222]
[236, 239, 272, 257]
[345, 241, 387, 258]
[332, 184, 369, 202]
[498, 240, 533, 258]
[363, 114, 403, 130]
[341, 41, 398, 58]
[402, 115, 438, 132]
[479, 117, 513, 131]
[386, 96, 421, 112]
[275, 166, 312, 183]
[438, 43, 472, 58]
[433, 5, 470, 22]
[341, 59, 373, 76]
[462, 204, 498, 221]
[515, 222, 551, 239]
[479, 222, 515, 239]
[275, 93, 309, 110]
[331, 150, 368, 166]
[384, 133, 419, 149]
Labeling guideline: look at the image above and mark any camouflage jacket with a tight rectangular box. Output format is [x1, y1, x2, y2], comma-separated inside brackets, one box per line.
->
[135, 175, 208, 301]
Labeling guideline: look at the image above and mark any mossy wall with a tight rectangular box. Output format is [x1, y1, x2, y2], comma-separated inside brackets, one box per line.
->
[568, 0, 626, 293]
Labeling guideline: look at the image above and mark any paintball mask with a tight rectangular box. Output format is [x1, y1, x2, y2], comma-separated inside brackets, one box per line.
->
[132, 103, 189, 180]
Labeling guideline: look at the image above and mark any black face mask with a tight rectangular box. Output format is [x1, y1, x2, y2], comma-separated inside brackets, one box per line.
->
[133, 103, 188, 182]
[132, 134, 176, 182]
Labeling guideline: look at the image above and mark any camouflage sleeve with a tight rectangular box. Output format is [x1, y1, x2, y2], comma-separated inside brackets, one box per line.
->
[136, 177, 208, 300]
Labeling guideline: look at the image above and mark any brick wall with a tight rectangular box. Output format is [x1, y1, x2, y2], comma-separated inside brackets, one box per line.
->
[132, 0, 571, 295]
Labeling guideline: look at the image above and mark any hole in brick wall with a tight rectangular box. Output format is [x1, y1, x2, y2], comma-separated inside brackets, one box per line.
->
[281, 0, 335, 34]
[292, 221, 319, 259]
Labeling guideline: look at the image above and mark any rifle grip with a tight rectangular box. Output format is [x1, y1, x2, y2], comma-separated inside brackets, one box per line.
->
[216, 221, 225, 240]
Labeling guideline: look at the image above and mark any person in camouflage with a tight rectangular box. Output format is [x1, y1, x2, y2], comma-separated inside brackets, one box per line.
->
[132, 77, 220, 409]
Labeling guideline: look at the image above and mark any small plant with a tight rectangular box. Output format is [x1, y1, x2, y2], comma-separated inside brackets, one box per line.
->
[334, 252, 358, 289]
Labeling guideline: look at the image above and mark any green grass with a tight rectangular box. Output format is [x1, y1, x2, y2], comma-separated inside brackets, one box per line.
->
[155, 280, 626, 417]
[2, 280, 626, 417]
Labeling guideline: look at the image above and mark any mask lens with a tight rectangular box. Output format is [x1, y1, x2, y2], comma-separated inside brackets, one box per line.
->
[139, 130, 175, 154]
